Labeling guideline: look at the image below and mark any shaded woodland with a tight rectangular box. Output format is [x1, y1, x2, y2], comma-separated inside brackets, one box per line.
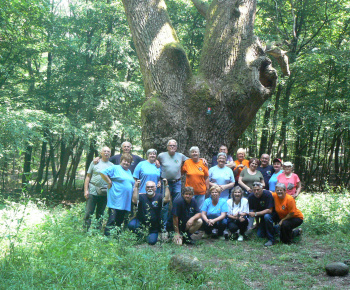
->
[1, 0, 349, 199]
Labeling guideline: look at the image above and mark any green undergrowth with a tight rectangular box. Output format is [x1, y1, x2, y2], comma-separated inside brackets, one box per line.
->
[0, 192, 349, 289]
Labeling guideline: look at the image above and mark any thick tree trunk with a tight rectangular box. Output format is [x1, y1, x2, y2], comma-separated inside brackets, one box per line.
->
[122, 0, 277, 156]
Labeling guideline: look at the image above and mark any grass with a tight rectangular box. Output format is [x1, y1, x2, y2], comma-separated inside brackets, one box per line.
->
[0, 192, 349, 289]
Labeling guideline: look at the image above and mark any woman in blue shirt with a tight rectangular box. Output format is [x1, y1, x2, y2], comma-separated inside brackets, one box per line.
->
[100, 153, 135, 236]
[201, 185, 228, 239]
[133, 149, 161, 193]
[269, 158, 283, 192]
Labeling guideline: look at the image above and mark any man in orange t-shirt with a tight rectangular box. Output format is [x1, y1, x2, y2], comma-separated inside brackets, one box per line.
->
[233, 148, 250, 184]
[272, 183, 303, 244]
[181, 146, 209, 208]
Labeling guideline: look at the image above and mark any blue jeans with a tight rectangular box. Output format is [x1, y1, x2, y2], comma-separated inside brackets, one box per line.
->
[257, 212, 279, 242]
[203, 214, 228, 236]
[161, 180, 181, 229]
[128, 218, 159, 245]
[194, 195, 205, 210]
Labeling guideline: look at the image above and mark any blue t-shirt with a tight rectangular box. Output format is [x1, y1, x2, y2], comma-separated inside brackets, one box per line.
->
[101, 165, 135, 211]
[268, 170, 284, 192]
[201, 197, 228, 217]
[209, 166, 235, 200]
[133, 161, 161, 193]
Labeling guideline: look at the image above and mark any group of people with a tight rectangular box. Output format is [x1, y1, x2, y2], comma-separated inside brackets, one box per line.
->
[84, 140, 303, 247]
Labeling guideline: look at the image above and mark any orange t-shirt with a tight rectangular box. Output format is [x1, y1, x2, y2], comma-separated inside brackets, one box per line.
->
[181, 159, 209, 195]
[234, 159, 250, 181]
[272, 192, 303, 220]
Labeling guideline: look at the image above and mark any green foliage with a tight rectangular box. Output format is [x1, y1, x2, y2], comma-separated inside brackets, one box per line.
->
[298, 191, 350, 235]
[1, 192, 350, 288]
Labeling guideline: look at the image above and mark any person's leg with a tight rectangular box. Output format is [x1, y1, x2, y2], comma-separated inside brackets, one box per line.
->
[263, 213, 275, 243]
[194, 195, 205, 209]
[127, 218, 141, 232]
[237, 218, 249, 235]
[227, 219, 239, 233]
[115, 209, 127, 228]
[188, 218, 203, 234]
[280, 218, 303, 244]
[147, 231, 159, 245]
[104, 208, 117, 236]
[216, 218, 227, 236]
[84, 195, 98, 230]
[95, 195, 107, 229]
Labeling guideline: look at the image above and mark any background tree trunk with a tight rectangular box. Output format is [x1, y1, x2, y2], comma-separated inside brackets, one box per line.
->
[122, 0, 277, 156]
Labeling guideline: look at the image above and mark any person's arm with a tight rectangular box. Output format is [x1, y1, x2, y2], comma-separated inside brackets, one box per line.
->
[100, 173, 112, 189]
[226, 161, 236, 169]
[279, 212, 294, 225]
[238, 176, 250, 192]
[173, 215, 181, 235]
[200, 158, 208, 167]
[205, 176, 209, 191]
[84, 173, 92, 199]
[132, 180, 141, 204]
[248, 207, 273, 217]
[294, 181, 301, 198]
[201, 211, 210, 224]
[260, 177, 265, 188]
[163, 179, 171, 203]
[220, 182, 235, 192]
[211, 212, 227, 224]
[93, 157, 100, 165]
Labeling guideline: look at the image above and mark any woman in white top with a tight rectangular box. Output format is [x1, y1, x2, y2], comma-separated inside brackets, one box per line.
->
[225, 186, 249, 241]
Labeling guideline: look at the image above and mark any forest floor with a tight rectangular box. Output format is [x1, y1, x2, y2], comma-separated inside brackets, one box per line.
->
[0, 192, 349, 289]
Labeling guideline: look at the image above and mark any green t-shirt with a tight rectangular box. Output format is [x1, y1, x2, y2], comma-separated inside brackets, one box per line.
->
[240, 168, 264, 189]
[87, 160, 114, 195]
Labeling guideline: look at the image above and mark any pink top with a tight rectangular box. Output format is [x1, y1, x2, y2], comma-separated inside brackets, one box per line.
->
[277, 173, 300, 197]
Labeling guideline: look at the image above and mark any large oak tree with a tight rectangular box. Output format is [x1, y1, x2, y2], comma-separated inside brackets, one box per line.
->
[122, 0, 278, 157]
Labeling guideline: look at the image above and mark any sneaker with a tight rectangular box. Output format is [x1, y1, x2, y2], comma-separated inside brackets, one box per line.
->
[161, 232, 169, 241]
[223, 230, 230, 240]
[237, 235, 244, 242]
[264, 240, 274, 247]
[212, 228, 219, 237]
[219, 235, 226, 241]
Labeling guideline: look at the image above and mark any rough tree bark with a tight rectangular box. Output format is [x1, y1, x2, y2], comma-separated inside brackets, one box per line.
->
[122, 0, 277, 157]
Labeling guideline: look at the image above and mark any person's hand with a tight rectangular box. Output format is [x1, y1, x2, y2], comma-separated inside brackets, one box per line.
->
[239, 216, 245, 222]
[173, 234, 182, 245]
[157, 181, 161, 188]
[247, 188, 252, 193]
[107, 182, 112, 189]
[279, 220, 283, 226]
[238, 164, 244, 168]
[93, 157, 100, 165]
[232, 214, 238, 220]
[248, 212, 256, 218]
[163, 178, 168, 186]
[135, 180, 141, 188]
[208, 219, 215, 226]
[155, 160, 161, 168]
[84, 191, 89, 199]
[201, 158, 208, 167]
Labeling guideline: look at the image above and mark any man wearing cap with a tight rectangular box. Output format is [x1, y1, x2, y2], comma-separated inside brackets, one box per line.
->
[268, 158, 284, 192]
[257, 154, 275, 190]
[248, 182, 276, 247]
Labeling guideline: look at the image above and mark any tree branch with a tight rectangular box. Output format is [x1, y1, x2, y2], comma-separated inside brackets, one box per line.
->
[190, 0, 209, 18]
